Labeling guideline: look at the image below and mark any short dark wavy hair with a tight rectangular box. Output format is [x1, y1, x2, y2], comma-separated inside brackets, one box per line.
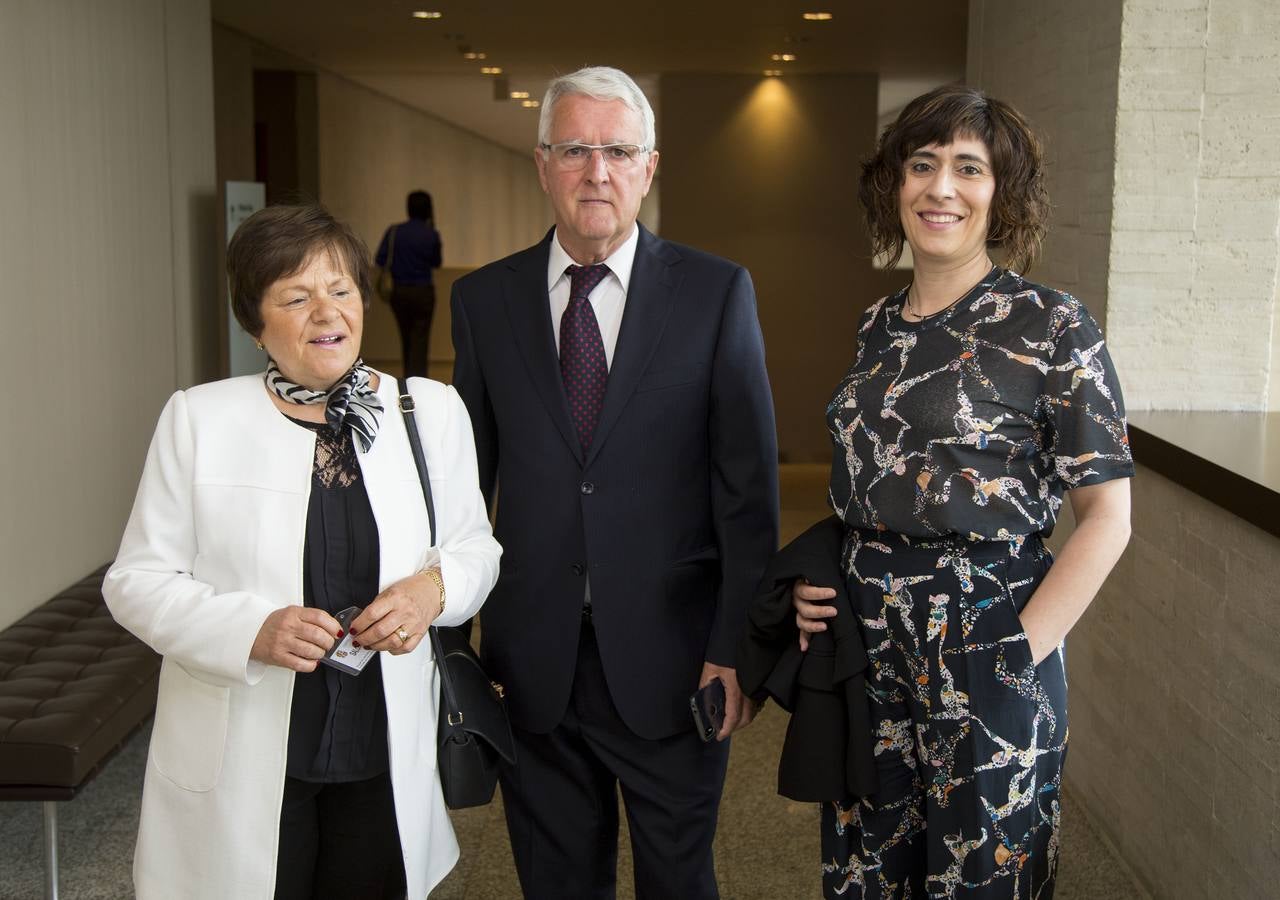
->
[226, 203, 373, 337]
[859, 85, 1049, 274]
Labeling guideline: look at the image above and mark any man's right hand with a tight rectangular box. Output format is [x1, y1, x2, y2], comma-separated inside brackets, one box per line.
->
[792, 579, 838, 652]
[250, 607, 342, 673]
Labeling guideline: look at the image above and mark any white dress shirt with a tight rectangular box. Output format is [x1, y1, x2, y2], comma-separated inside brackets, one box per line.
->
[547, 225, 639, 370]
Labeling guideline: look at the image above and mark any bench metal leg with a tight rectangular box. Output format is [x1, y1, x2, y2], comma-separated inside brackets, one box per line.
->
[43, 800, 59, 900]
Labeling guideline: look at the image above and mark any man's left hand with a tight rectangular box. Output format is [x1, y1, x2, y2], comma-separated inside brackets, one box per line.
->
[698, 663, 756, 741]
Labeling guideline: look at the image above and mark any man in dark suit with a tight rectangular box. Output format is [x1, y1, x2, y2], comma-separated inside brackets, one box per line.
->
[451, 65, 779, 900]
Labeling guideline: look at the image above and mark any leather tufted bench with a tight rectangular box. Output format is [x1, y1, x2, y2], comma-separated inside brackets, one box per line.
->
[0, 564, 160, 899]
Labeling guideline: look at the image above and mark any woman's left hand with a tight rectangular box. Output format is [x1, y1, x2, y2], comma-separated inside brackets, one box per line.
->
[1015, 479, 1132, 668]
[1019, 619, 1054, 667]
[349, 570, 443, 655]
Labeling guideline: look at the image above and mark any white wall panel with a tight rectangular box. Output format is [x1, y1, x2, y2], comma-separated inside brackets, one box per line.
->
[0, 0, 215, 628]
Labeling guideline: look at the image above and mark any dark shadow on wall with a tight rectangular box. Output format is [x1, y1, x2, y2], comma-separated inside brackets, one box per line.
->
[181, 187, 220, 385]
[254, 70, 320, 206]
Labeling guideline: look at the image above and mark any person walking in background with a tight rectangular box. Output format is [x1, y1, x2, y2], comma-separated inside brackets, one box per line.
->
[104, 203, 500, 899]
[450, 66, 779, 899]
[376, 189, 442, 378]
[791, 86, 1133, 898]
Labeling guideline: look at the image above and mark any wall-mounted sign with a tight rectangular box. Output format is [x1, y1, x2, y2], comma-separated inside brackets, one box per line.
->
[225, 181, 266, 377]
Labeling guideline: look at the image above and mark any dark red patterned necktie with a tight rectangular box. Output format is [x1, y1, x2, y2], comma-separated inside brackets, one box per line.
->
[560, 264, 610, 453]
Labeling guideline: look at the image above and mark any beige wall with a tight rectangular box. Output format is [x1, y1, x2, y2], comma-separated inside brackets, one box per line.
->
[658, 73, 903, 463]
[211, 26, 551, 373]
[313, 73, 549, 370]
[967, 0, 1123, 326]
[0, 0, 216, 629]
[1105, 0, 1280, 410]
[1049, 467, 1280, 898]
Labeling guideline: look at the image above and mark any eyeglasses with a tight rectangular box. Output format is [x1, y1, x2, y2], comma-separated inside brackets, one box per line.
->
[539, 142, 650, 171]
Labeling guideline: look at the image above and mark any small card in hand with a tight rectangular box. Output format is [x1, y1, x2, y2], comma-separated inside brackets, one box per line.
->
[319, 606, 376, 675]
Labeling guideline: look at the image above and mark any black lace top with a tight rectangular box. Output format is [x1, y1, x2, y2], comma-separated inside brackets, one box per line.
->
[826, 268, 1134, 540]
[284, 416, 389, 782]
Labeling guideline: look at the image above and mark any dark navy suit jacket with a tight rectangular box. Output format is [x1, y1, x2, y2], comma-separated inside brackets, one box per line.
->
[451, 225, 779, 739]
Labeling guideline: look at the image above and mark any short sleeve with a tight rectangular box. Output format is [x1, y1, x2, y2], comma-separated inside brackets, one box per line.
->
[1042, 302, 1135, 488]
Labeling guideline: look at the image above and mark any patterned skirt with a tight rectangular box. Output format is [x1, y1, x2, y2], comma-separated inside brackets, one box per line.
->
[821, 529, 1067, 899]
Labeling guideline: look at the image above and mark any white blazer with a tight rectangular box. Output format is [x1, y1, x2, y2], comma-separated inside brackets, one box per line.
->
[103, 372, 501, 900]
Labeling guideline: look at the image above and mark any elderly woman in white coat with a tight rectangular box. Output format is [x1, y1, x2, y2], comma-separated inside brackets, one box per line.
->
[104, 203, 500, 900]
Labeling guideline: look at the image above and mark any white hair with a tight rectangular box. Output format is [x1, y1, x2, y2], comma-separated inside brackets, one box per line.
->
[537, 66, 656, 151]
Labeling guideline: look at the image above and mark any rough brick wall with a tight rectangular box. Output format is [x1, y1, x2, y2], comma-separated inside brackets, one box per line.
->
[1107, 0, 1280, 409]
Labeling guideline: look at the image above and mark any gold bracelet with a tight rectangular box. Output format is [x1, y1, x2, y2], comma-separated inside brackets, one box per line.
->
[422, 566, 446, 618]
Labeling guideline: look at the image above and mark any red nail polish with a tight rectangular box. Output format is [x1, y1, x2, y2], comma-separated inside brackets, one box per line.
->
[352, 641, 361, 648]
[337, 629, 345, 638]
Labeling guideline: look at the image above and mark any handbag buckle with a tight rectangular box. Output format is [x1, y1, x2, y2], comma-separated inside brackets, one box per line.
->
[491, 681, 505, 699]
[399, 393, 416, 413]
[447, 711, 464, 726]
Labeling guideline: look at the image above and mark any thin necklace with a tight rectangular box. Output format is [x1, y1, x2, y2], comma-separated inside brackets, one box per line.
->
[904, 263, 996, 322]
[903, 283, 964, 322]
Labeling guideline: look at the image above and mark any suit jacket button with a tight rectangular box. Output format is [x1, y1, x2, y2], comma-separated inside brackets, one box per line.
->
[580, 481, 595, 495]
[571, 563, 585, 576]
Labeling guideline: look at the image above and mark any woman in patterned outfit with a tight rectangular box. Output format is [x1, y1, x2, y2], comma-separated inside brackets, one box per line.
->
[792, 86, 1133, 899]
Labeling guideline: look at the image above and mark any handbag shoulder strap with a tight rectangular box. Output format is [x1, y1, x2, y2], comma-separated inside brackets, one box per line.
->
[428, 627, 463, 725]
[398, 377, 462, 717]
[396, 377, 436, 547]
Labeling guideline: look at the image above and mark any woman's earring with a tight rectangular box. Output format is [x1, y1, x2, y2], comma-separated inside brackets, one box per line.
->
[255, 340, 264, 351]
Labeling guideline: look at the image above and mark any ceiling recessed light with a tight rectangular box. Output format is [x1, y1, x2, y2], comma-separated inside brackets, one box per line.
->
[462, 51, 487, 60]
[763, 69, 783, 77]
[802, 12, 833, 20]
[510, 91, 530, 99]
[522, 100, 540, 108]
[770, 53, 797, 62]
[480, 66, 503, 75]
[411, 10, 442, 19]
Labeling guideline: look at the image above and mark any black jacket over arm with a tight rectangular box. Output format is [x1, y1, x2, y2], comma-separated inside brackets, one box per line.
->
[451, 226, 779, 740]
[736, 515, 878, 802]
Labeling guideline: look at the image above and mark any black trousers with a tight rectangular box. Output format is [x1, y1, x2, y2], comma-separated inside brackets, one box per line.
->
[821, 532, 1066, 899]
[275, 772, 406, 900]
[389, 283, 436, 379]
[500, 615, 730, 900]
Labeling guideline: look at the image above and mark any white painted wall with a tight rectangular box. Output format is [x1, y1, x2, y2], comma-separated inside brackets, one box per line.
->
[1107, 0, 1280, 410]
[0, 0, 216, 629]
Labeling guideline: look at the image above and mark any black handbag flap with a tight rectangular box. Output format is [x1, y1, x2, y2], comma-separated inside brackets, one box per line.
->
[435, 626, 517, 765]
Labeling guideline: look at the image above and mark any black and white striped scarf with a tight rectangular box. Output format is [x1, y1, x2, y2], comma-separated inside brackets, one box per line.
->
[264, 358, 384, 452]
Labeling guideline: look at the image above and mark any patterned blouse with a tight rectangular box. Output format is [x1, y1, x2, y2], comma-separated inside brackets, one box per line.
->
[826, 267, 1134, 540]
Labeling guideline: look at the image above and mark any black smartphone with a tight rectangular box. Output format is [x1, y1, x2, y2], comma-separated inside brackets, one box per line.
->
[690, 677, 726, 742]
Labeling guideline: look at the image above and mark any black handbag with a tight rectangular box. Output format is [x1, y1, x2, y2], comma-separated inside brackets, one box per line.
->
[397, 378, 516, 809]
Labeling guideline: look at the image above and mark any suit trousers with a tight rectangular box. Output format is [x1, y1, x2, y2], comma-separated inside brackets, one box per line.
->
[388, 284, 436, 379]
[500, 613, 731, 900]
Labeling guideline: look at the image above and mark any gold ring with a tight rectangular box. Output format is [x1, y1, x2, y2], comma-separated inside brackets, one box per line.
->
[396, 626, 410, 643]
